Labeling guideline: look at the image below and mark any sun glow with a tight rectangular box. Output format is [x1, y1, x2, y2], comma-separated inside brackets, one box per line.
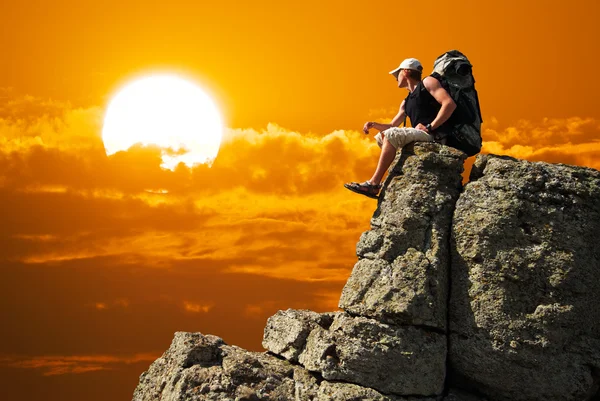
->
[102, 75, 223, 170]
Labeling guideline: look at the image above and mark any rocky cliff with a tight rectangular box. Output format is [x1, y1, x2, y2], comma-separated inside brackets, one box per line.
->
[131, 143, 600, 401]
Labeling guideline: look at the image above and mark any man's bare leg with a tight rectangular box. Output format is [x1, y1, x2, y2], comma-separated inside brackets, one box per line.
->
[369, 135, 397, 185]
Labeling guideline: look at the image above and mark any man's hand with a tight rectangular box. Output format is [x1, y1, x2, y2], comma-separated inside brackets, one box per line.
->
[415, 123, 428, 133]
[363, 121, 375, 134]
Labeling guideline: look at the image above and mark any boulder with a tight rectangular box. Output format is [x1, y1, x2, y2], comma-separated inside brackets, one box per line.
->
[339, 143, 466, 330]
[298, 313, 446, 396]
[449, 154, 600, 401]
[262, 309, 334, 363]
[132, 332, 302, 401]
[132, 331, 439, 401]
[132, 332, 225, 401]
[316, 381, 437, 401]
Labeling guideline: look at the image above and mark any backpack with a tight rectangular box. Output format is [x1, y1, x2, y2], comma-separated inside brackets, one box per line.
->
[430, 50, 483, 156]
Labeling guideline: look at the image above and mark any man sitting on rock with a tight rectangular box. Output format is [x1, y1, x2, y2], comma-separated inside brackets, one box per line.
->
[344, 58, 457, 199]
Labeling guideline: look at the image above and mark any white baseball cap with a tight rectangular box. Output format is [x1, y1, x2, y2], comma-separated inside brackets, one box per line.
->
[389, 58, 423, 79]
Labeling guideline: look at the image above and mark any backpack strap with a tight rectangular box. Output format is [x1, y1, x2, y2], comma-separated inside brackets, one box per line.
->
[403, 92, 411, 127]
[430, 72, 449, 92]
[473, 82, 483, 124]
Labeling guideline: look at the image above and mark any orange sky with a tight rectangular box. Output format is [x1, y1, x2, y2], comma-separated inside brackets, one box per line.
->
[1, 1, 600, 400]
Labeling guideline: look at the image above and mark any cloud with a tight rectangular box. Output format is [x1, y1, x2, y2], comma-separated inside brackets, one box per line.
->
[0, 96, 382, 196]
[481, 116, 600, 170]
[312, 289, 343, 311]
[207, 123, 380, 195]
[2, 96, 597, 199]
[0, 257, 345, 358]
[1, 92, 599, 284]
[0, 353, 159, 376]
[0, 90, 104, 154]
[0, 88, 74, 121]
[183, 301, 213, 313]
[244, 302, 275, 319]
[0, 184, 365, 282]
[88, 298, 130, 311]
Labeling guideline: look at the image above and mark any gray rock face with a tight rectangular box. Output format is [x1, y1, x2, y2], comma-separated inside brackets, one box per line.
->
[299, 313, 446, 396]
[339, 143, 466, 330]
[132, 332, 436, 401]
[262, 309, 334, 363]
[442, 389, 488, 401]
[262, 310, 446, 396]
[316, 381, 436, 401]
[132, 332, 225, 401]
[449, 154, 600, 401]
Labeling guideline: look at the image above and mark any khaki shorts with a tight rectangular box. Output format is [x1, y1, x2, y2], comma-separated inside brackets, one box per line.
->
[374, 127, 434, 150]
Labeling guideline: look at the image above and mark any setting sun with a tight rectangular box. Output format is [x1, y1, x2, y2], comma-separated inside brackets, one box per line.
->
[102, 74, 223, 170]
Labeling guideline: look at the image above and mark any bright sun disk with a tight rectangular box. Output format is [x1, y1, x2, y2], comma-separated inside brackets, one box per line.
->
[102, 74, 223, 170]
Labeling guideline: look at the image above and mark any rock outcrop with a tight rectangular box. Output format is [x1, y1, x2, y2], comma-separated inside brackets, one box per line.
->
[262, 309, 335, 364]
[133, 331, 439, 401]
[339, 143, 466, 330]
[449, 155, 600, 401]
[296, 312, 446, 395]
[132, 143, 600, 401]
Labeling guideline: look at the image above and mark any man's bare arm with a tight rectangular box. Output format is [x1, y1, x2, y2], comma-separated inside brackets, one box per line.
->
[422, 76, 456, 130]
[366, 100, 406, 133]
[390, 100, 407, 127]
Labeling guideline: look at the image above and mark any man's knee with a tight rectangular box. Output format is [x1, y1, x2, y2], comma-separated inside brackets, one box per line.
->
[383, 134, 400, 151]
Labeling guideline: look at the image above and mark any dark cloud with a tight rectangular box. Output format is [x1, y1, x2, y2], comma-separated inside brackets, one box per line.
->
[0, 256, 346, 358]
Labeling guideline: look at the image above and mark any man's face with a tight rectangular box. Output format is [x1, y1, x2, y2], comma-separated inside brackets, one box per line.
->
[397, 69, 408, 88]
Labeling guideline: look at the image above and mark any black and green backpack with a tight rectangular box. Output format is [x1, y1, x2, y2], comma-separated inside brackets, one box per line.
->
[431, 50, 483, 156]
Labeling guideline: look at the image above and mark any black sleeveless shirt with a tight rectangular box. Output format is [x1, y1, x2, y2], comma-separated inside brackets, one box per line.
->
[404, 77, 453, 138]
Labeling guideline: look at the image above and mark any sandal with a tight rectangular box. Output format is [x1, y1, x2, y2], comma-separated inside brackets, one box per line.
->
[344, 181, 382, 199]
